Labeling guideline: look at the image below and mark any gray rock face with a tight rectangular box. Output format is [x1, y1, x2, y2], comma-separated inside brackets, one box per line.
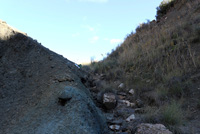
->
[135, 123, 172, 134]
[7, 86, 107, 134]
[0, 20, 108, 134]
[0, 19, 27, 40]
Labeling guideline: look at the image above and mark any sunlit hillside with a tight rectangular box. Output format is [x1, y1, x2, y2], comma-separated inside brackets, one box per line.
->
[89, 0, 200, 133]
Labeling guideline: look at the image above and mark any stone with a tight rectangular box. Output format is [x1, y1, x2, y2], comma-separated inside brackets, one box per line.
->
[0, 21, 109, 134]
[118, 83, 125, 89]
[129, 89, 135, 95]
[126, 114, 135, 122]
[117, 92, 127, 96]
[103, 93, 117, 110]
[119, 100, 135, 107]
[109, 125, 121, 131]
[135, 123, 173, 134]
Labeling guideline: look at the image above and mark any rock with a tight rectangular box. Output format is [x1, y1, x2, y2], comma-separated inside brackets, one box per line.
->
[109, 125, 121, 131]
[117, 92, 127, 96]
[129, 89, 135, 95]
[135, 123, 173, 134]
[126, 114, 135, 122]
[103, 93, 117, 110]
[0, 22, 108, 134]
[0, 19, 27, 40]
[119, 100, 135, 107]
[118, 83, 125, 89]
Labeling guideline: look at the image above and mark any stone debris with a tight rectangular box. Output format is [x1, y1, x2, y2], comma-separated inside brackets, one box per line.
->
[109, 125, 121, 131]
[103, 93, 117, 110]
[129, 89, 135, 95]
[135, 123, 173, 134]
[126, 114, 135, 122]
[119, 100, 135, 107]
[117, 92, 127, 96]
[118, 83, 125, 89]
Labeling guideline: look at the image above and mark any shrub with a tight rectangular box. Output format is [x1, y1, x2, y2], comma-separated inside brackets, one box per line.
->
[161, 101, 184, 126]
[156, 0, 176, 20]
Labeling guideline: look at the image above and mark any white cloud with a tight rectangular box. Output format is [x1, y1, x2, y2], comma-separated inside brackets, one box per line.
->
[89, 36, 99, 43]
[110, 39, 123, 44]
[78, 0, 108, 3]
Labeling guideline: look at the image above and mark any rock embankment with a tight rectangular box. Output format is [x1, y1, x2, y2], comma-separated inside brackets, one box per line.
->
[0, 20, 108, 134]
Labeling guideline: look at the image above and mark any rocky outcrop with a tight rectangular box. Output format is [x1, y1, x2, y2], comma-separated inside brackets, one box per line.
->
[0, 19, 27, 40]
[0, 20, 108, 134]
[135, 123, 172, 134]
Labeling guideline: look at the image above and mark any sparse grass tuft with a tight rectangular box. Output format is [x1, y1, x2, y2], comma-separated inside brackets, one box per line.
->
[161, 101, 184, 126]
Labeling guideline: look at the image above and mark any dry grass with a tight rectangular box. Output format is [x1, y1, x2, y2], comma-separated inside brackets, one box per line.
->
[88, 0, 200, 132]
[90, 0, 200, 87]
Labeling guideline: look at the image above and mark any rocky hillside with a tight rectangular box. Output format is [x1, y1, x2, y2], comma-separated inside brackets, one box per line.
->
[89, 0, 200, 133]
[0, 20, 108, 134]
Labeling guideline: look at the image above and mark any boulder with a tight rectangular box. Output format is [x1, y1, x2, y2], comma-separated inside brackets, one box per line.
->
[0, 21, 108, 134]
[103, 92, 117, 110]
[135, 123, 173, 134]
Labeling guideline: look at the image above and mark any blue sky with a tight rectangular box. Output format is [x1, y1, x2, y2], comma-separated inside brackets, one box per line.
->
[1, 0, 162, 64]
